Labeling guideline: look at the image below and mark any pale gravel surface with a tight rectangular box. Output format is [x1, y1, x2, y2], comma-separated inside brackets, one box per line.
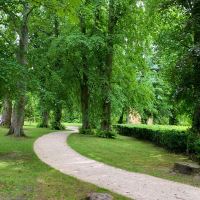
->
[34, 127, 200, 200]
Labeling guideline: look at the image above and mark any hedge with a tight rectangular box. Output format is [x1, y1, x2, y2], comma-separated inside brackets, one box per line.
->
[115, 125, 200, 161]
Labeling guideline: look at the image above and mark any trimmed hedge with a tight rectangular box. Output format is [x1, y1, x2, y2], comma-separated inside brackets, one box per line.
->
[116, 125, 200, 161]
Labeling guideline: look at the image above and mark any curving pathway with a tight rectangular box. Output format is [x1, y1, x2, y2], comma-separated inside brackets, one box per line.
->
[34, 127, 200, 200]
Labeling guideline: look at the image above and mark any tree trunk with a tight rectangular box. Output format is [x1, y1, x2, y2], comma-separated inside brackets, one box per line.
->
[101, 0, 115, 132]
[118, 108, 125, 124]
[81, 80, 90, 130]
[38, 93, 50, 128]
[7, 96, 26, 136]
[52, 103, 63, 130]
[0, 96, 12, 128]
[191, 1, 200, 134]
[8, 3, 30, 136]
[141, 117, 148, 125]
[39, 110, 49, 128]
[79, 7, 90, 130]
[192, 105, 200, 134]
[169, 109, 178, 125]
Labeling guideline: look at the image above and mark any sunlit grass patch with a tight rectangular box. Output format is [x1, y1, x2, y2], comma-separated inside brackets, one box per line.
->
[0, 125, 129, 200]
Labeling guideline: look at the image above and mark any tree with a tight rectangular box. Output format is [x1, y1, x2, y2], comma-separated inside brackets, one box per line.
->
[0, 1, 35, 136]
[79, 1, 91, 130]
[157, 0, 200, 132]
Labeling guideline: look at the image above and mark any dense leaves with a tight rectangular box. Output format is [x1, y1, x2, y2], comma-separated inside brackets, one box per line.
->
[0, 0, 200, 136]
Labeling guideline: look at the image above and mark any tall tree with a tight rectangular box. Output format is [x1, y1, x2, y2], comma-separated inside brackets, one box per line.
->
[79, 1, 91, 130]
[0, 2, 34, 136]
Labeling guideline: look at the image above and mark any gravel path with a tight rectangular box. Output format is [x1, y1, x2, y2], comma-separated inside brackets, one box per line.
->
[34, 127, 200, 200]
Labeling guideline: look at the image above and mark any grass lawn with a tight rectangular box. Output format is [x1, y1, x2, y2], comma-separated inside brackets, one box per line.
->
[63, 122, 82, 127]
[122, 124, 189, 131]
[0, 125, 129, 200]
[68, 133, 200, 188]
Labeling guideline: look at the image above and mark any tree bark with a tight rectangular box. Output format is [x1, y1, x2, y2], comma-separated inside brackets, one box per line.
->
[52, 103, 63, 130]
[7, 96, 26, 136]
[118, 108, 125, 124]
[191, 1, 200, 134]
[38, 92, 50, 128]
[79, 7, 90, 130]
[192, 105, 200, 134]
[80, 77, 90, 130]
[8, 3, 31, 136]
[101, 0, 116, 132]
[169, 109, 178, 125]
[0, 96, 12, 128]
[39, 109, 49, 128]
[141, 117, 148, 125]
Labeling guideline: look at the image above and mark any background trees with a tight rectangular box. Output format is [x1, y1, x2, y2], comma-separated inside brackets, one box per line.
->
[0, 0, 200, 137]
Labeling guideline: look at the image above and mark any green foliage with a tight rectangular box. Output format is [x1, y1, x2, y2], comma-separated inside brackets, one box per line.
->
[79, 127, 116, 138]
[37, 122, 49, 128]
[79, 128, 94, 135]
[0, 0, 198, 137]
[95, 129, 116, 139]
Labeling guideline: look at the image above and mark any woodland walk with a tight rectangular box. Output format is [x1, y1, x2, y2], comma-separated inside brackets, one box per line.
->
[34, 127, 200, 200]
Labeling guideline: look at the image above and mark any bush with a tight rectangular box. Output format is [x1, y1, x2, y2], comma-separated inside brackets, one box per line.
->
[79, 128, 95, 135]
[95, 129, 116, 139]
[116, 125, 200, 162]
[51, 121, 65, 130]
[37, 122, 49, 128]
[79, 128, 116, 138]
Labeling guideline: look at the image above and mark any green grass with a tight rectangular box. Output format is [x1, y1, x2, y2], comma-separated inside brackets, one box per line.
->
[0, 125, 129, 200]
[123, 124, 189, 131]
[68, 133, 200, 188]
[63, 122, 82, 127]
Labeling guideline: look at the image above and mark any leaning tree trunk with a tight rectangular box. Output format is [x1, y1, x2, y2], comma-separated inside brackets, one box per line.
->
[101, 0, 116, 132]
[8, 3, 31, 136]
[0, 96, 12, 128]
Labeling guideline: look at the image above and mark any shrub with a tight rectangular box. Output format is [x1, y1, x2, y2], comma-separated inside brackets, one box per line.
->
[51, 121, 65, 130]
[79, 128, 116, 138]
[79, 128, 95, 135]
[37, 123, 49, 128]
[95, 129, 116, 139]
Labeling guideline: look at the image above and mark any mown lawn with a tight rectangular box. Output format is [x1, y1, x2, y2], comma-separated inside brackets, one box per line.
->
[123, 124, 189, 131]
[0, 125, 129, 200]
[68, 132, 200, 188]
